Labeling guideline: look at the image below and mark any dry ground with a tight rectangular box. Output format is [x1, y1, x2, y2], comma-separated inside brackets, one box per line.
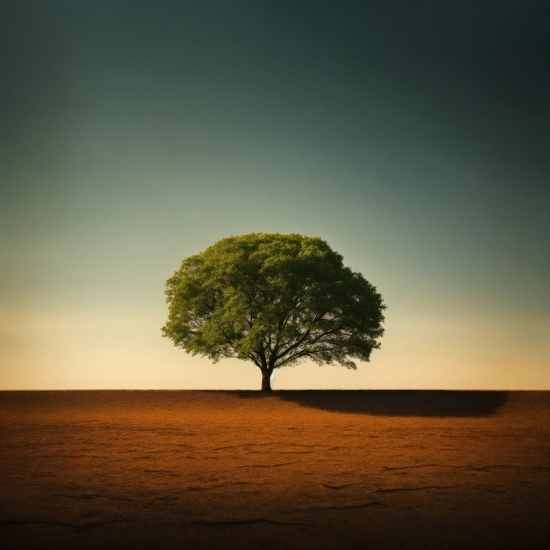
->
[0, 390, 548, 549]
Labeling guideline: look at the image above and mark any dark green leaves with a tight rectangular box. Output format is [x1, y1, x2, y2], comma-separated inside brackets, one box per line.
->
[162, 233, 385, 372]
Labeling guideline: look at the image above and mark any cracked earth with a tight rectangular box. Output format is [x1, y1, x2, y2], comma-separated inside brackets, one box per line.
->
[1, 390, 548, 549]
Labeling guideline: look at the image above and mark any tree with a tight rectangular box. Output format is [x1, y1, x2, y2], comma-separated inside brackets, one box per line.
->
[162, 233, 386, 391]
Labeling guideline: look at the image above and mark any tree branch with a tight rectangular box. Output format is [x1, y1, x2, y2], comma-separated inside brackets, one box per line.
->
[274, 349, 311, 368]
[248, 354, 262, 368]
[275, 319, 341, 362]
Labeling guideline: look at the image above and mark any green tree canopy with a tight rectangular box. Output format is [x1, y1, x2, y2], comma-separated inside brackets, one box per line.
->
[162, 233, 385, 391]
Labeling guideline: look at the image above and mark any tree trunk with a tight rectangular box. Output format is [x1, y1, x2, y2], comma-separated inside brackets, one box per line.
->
[261, 369, 272, 392]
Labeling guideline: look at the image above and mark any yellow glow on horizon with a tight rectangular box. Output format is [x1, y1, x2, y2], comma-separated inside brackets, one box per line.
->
[1, 307, 548, 390]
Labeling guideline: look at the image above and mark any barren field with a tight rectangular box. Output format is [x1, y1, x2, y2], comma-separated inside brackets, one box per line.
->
[0, 390, 548, 549]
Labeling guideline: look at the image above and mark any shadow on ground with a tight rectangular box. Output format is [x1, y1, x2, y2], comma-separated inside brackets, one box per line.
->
[232, 390, 509, 417]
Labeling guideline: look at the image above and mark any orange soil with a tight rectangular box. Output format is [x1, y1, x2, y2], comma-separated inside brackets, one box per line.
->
[0, 390, 548, 549]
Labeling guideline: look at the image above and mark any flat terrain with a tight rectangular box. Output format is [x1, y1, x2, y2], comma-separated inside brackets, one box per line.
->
[0, 390, 548, 549]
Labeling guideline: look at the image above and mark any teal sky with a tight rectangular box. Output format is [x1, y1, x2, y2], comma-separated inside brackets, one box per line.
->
[1, 1, 549, 389]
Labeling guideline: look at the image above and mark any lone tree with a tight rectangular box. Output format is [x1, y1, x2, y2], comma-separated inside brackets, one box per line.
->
[162, 233, 385, 391]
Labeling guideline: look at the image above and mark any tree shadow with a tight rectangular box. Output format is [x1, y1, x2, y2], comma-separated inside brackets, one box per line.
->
[233, 390, 509, 417]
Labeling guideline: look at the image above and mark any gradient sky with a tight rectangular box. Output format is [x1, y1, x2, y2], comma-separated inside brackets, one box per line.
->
[1, 0, 549, 390]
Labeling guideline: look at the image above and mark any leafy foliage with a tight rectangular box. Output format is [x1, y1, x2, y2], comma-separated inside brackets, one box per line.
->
[162, 233, 385, 382]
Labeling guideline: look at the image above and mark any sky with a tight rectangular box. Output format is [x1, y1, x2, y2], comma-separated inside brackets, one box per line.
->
[1, 0, 549, 390]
